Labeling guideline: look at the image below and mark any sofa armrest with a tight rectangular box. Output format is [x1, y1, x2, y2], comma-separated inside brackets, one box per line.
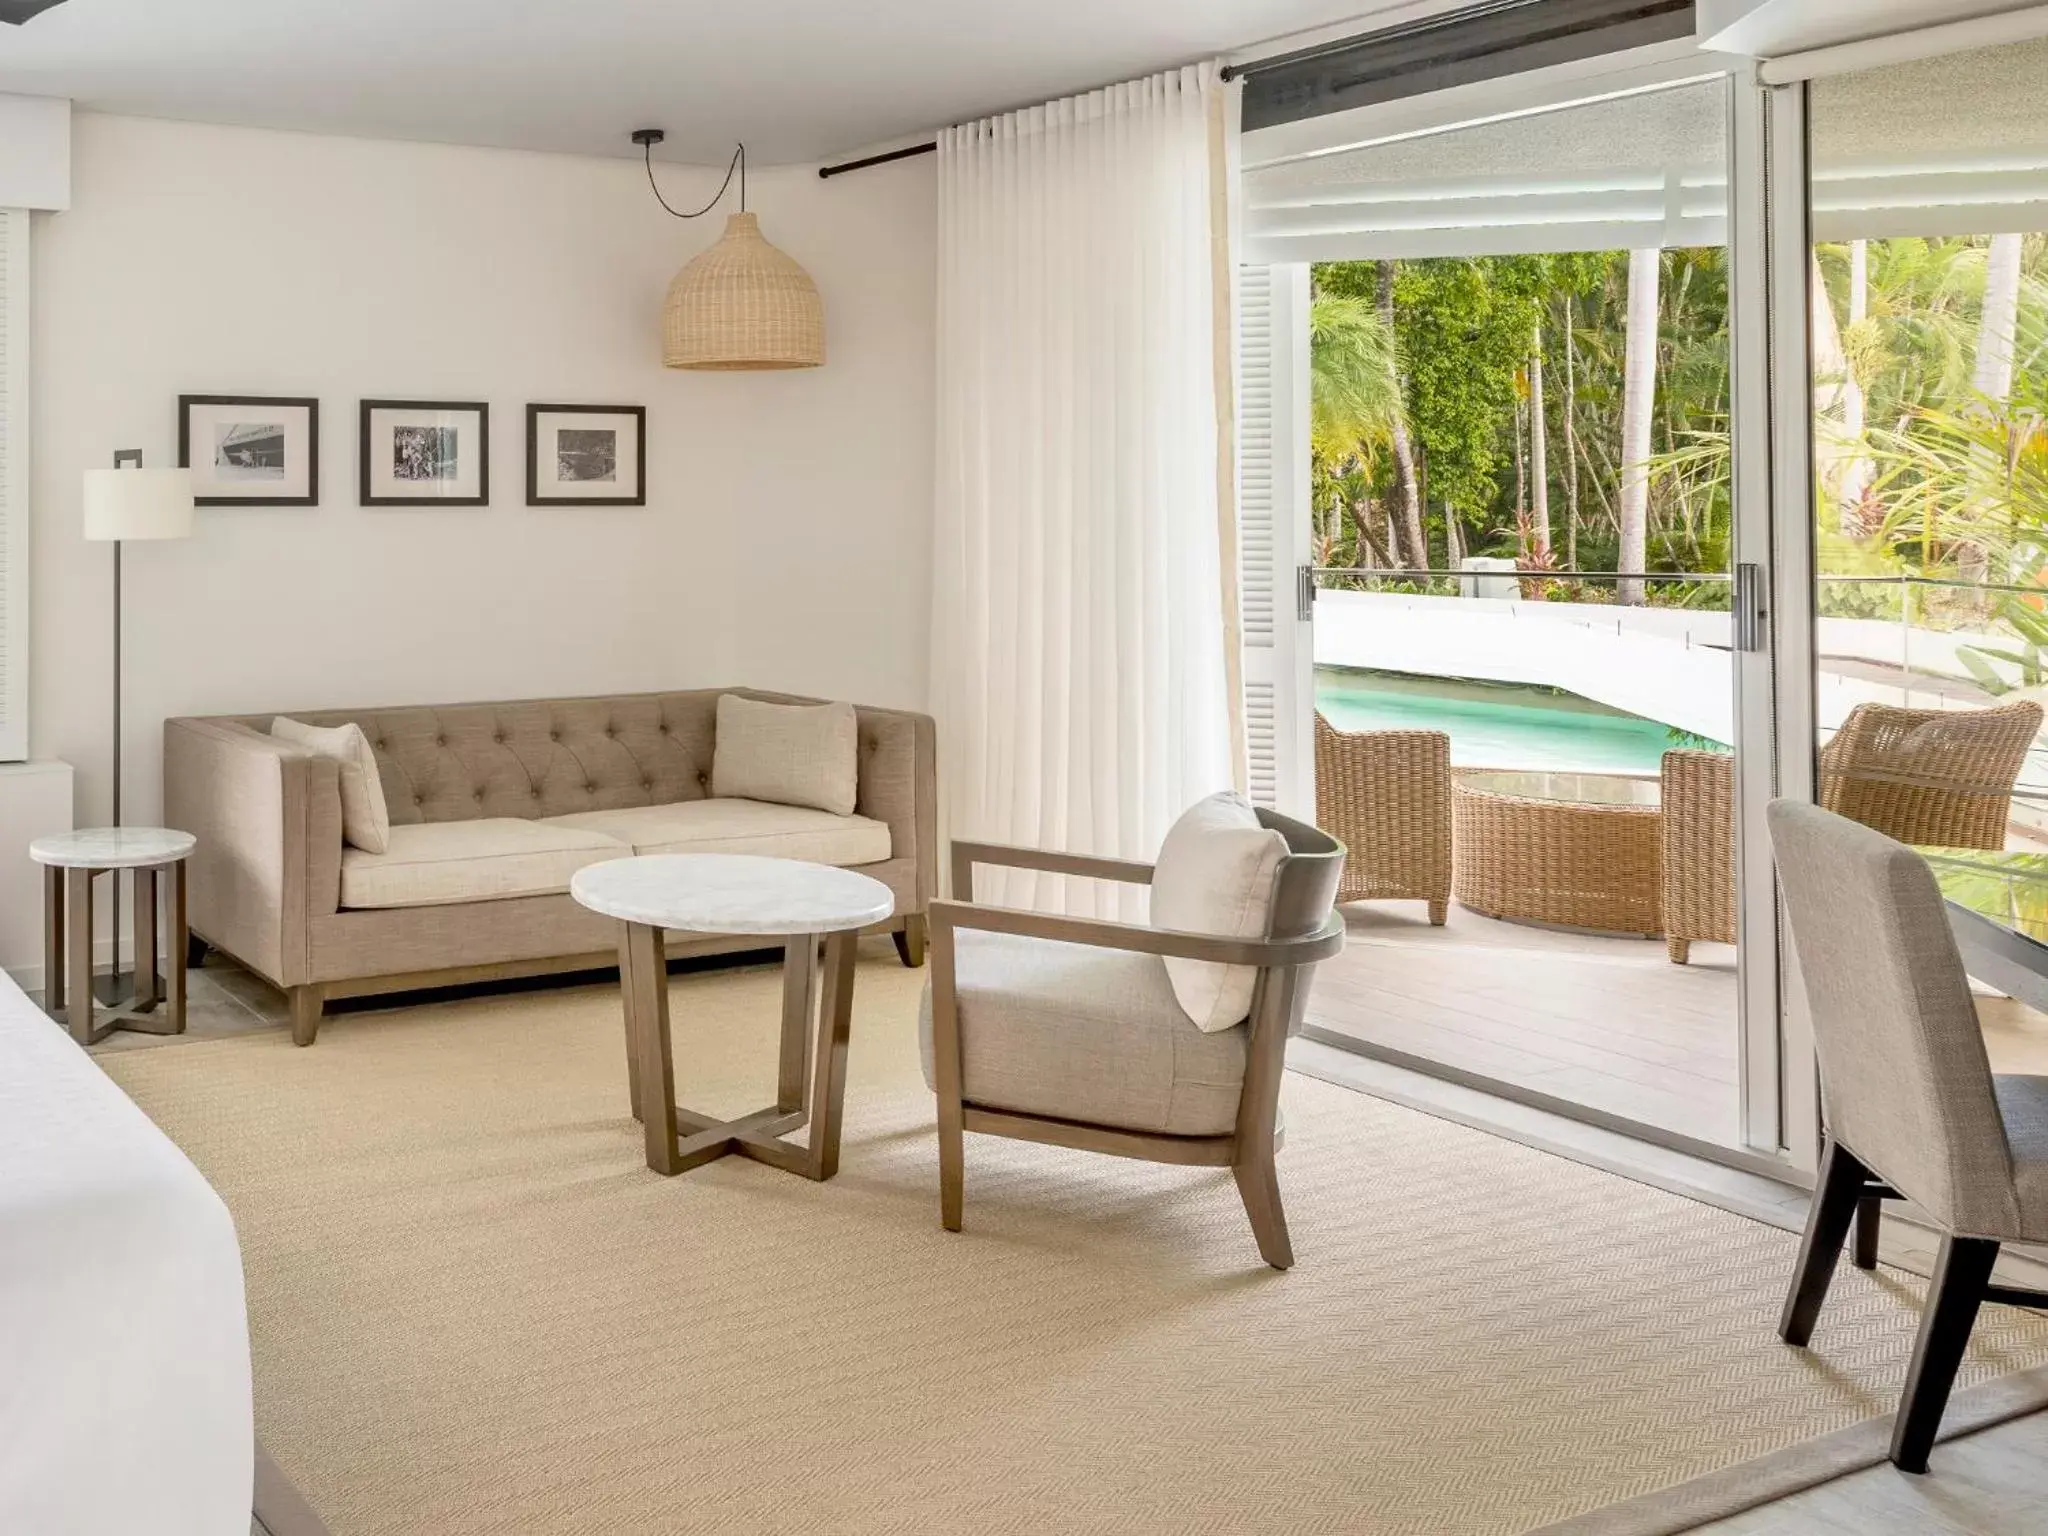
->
[851, 705, 938, 911]
[162, 718, 344, 988]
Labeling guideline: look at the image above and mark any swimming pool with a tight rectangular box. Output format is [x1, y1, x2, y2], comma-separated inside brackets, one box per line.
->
[1314, 668, 1726, 775]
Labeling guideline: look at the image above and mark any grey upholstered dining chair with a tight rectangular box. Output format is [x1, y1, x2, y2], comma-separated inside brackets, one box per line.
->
[1767, 800, 2048, 1473]
[920, 807, 1345, 1269]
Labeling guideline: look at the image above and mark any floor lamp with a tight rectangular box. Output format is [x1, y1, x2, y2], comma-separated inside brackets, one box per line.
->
[82, 452, 194, 999]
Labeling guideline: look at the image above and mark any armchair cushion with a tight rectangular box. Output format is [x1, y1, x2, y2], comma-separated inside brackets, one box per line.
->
[1150, 792, 1288, 1032]
[919, 929, 1247, 1136]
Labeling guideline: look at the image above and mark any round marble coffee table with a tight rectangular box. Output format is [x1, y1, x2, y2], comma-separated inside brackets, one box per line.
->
[571, 853, 894, 1179]
[30, 826, 197, 1046]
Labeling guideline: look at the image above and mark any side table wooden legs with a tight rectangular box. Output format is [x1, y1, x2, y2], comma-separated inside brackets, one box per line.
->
[44, 860, 190, 1047]
[615, 923, 859, 1181]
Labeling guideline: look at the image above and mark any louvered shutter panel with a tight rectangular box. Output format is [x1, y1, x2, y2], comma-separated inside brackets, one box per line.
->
[0, 209, 26, 761]
[1236, 263, 1312, 814]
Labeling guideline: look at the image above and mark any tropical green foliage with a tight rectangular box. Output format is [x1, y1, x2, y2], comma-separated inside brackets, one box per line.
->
[1309, 250, 1730, 602]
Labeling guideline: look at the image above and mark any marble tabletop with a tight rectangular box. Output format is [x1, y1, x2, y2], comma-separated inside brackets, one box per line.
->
[570, 854, 895, 935]
[31, 826, 198, 869]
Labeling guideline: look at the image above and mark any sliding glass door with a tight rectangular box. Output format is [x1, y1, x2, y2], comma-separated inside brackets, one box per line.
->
[1801, 38, 2048, 1085]
[1244, 70, 1785, 1156]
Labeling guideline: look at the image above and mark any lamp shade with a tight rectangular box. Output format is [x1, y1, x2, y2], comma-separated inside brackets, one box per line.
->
[662, 212, 825, 370]
[83, 467, 195, 542]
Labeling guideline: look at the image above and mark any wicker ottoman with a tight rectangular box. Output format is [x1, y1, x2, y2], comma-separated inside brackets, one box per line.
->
[1452, 770, 1663, 937]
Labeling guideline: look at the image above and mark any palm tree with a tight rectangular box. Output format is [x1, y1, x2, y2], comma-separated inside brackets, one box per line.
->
[1617, 248, 1660, 604]
[1377, 260, 1431, 572]
[1307, 292, 1403, 564]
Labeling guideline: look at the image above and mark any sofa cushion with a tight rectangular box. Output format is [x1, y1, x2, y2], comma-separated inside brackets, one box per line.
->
[1150, 792, 1288, 1033]
[711, 695, 859, 817]
[542, 798, 890, 867]
[340, 820, 629, 910]
[271, 717, 391, 854]
[917, 929, 1246, 1136]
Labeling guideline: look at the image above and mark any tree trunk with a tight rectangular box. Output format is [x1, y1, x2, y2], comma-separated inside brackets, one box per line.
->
[1378, 260, 1429, 574]
[1810, 251, 1856, 534]
[1530, 321, 1551, 557]
[1838, 239, 1872, 529]
[1445, 503, 1464, 569]
[1617, 248, 1660, 606]
[1513, 399, 1528, 555]
[1967, 232, 2025, 586]
[1562, 295, 1581, 571]
[1345, 496, 1394, 570]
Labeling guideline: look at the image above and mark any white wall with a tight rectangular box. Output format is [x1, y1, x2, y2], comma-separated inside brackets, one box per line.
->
[30, 112, 936, 835]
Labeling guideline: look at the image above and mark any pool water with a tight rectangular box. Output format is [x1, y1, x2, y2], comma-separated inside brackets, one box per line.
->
[1315, 668, 1724, 775]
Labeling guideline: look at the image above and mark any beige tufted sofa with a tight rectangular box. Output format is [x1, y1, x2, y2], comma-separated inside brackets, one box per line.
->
[163, 687, 936, 1044]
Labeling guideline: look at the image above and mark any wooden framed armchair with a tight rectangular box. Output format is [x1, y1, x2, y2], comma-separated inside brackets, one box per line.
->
[922, 807, 1345, 1269]
[1313, 714, 1452, 923]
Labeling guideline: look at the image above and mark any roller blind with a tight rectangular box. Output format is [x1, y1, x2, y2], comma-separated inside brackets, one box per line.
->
[0, 208, 26, 761]
[1243, 75, 1730, 264]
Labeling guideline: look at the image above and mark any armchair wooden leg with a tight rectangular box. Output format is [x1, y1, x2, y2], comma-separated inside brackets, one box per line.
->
[186, 933, 210, 970]
[1780, 1136, 1869, 1346]
[1891, 1236, 1999, 1474]
[289, 986, 324, 1047]
[893, 914, 928, 968]
[938, 1092, 965, 1232]
[1233, 1149, 1294, 1271]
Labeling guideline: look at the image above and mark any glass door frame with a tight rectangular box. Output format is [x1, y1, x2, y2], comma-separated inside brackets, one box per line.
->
[1248, 50, 1819, 1176]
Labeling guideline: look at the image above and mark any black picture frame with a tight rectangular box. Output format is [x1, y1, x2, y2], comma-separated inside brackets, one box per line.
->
[359, 399, 491, 507]
[525, 403, 648, 506]
[177, 394, 320, 507]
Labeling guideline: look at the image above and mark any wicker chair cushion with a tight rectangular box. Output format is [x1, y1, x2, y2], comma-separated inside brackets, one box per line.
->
[917, 929, 1247, 1136]
[1149, 792, 1288, 1032]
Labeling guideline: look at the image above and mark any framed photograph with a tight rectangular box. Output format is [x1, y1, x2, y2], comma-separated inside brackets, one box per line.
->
[178, 395, 319, 506]
[360, 400, 489, 506]
[526, 403, 646, 506]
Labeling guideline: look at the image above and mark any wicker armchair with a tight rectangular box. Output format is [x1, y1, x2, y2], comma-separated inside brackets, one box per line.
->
[1819, 700, 2042, 850]
[1660, 750, 1735, 965]
[1313, 714, 1452, 924]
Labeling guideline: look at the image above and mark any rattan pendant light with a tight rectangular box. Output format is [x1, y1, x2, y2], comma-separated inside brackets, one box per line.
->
[635, 132, 824, 371]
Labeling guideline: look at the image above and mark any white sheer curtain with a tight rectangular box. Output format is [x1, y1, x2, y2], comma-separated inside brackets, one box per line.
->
[931, 62, 1240, 917]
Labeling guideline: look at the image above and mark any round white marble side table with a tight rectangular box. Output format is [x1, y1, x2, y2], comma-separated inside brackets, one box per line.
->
[30, 826, 197, 1047]
[571, 854, 894, 1179]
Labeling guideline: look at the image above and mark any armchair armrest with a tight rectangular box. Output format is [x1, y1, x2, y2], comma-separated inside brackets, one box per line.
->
[162, 718, 343, 988]
[948, 841, 1156, 902]
[929, 899, 1344, 968]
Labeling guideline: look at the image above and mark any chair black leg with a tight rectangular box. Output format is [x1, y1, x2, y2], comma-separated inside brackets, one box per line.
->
[1890, 1235, 1999, 1474]
[1854, 1193, 1883, 1271]
[1780, 1136, 1871, 1346]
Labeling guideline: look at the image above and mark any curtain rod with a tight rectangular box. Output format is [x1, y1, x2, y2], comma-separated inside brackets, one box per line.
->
[818, 141, 937, 179]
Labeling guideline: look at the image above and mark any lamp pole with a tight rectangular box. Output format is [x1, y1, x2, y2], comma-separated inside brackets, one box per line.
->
[104, 448, 141, 1001]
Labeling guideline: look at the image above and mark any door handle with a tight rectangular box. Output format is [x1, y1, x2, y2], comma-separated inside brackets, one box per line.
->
[1734, 563, 1767, 653]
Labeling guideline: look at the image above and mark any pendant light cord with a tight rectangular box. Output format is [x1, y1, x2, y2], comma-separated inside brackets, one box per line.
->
[644, 141, 745, 217]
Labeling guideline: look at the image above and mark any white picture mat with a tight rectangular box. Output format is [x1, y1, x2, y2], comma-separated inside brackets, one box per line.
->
[532, 409, 640, 499]
[366, 405, 484, 500]
[184, 400, 314, 500]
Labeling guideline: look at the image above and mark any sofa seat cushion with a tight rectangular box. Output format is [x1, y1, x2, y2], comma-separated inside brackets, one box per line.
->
[541, 798, 891, 867]
[917, 929, 1247, 1136]
[340, 820, 630, 910]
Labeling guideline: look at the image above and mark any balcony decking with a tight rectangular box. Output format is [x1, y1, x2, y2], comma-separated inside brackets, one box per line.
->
[1305, 900, 1745, 1146]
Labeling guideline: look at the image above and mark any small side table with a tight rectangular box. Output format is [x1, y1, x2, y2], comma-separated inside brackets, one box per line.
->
[570, 853, 895, 1180]
[31, 827, 196, 1047]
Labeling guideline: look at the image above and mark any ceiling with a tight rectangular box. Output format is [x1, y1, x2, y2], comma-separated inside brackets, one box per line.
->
[0, 0, 1419, 166]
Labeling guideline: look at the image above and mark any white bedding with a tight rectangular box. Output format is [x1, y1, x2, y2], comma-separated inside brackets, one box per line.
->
[0, 972, 253, 1534]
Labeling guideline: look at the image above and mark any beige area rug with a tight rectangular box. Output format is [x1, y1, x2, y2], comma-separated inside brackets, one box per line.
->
[103, 952, 2048, 1535]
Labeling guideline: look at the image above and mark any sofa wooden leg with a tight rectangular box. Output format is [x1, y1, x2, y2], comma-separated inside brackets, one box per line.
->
[1234, 1150, 1294, 1271]
[289, 986, 324, 1047]
[893, 914, 928, 968]
[1427, 899, 1447, 927]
